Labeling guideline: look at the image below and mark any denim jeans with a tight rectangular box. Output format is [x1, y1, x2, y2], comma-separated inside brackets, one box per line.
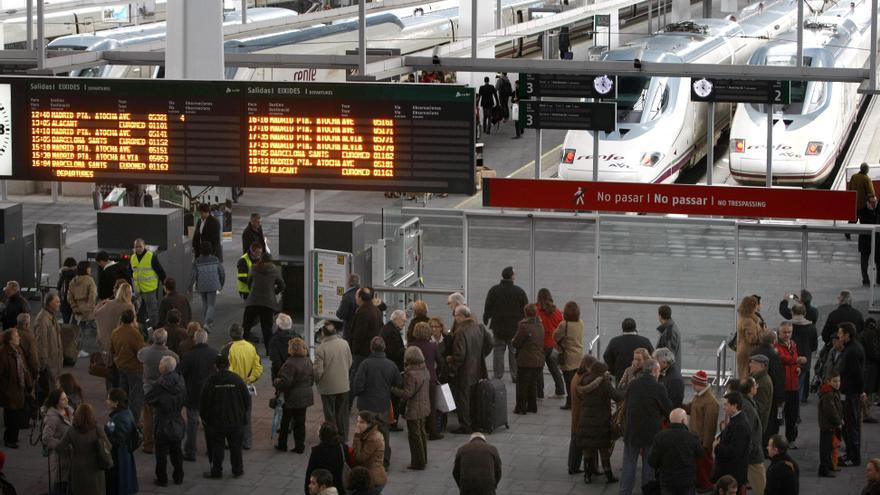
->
[199, 291, 217, 327]
[620, 442, 653, 495]
[184, 408, 200, 458]
[137, 289, 160, 328]
[492, 335, 517, 381]
[77, 319, 97, 354]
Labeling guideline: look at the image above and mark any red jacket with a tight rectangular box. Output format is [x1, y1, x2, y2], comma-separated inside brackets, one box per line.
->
[775, 340, 800, 391]
[537, 307, 563, 349]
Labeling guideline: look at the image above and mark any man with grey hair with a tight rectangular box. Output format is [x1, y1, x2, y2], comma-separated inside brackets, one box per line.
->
[268, 312, 297, 380]
[620, 358, 672, 495]
[353, 336, 402, 467]
[335, 273, 360, 341]
[381, 309, 407, 431]
[648, 408, 703, 495]
[145, 354, 187, 486]
[653, 347, 684, 408]
[314, 320, 352, 439]
[138, 327, 179, 454]
[821, 290, 864, 344]
[450, 305, 493, 435]
[178, 328, 217, 461]
[1, 280, 29, 330]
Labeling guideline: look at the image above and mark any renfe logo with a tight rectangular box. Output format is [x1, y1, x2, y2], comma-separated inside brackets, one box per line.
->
[575, 154, 625, 161]
[290, 68, 318, 82]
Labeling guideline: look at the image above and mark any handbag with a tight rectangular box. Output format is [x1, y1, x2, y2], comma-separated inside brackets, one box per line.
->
[97, 431, 115, 470]
[611, 400, 626, 440]
[511, 102, 520, 121]
[554, 322, 568, 368]
[88, 351, 113, 378]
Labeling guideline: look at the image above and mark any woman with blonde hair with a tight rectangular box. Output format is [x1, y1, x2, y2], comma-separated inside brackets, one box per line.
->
[406, 300, 430, 341]
[736, 295, 763, 378]
[273, 337, 314, 453]
[617, 348, 651, 393]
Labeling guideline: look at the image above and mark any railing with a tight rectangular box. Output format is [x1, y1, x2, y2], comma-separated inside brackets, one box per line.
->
[715, 339, 729, 394]
[588, 334, 601, 358]
[373, 286, 463, 296]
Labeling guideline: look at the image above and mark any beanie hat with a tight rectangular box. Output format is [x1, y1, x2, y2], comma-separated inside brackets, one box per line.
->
[691, 370, 709, 387]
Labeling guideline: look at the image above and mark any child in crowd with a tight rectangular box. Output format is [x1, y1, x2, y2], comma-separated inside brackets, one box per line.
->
[818, 372, 843, 477]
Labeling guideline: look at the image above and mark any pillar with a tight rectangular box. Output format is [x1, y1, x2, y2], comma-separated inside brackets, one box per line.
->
[166, 0, 224, 80]
[671, 0, 690, 23]
[459, 0, 494, 87]
[594, 10, 620, 49]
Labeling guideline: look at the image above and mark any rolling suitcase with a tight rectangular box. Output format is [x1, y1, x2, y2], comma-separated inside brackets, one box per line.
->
[471, 378, 509, 433]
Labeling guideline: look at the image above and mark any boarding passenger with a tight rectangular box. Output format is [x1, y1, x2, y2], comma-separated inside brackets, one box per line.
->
[603, 318, 653, 382]
[656, 305, 681, 373]
[483, 266, 528, 383]
[192, 203, 222, 261]
[241, 212, 267, 255]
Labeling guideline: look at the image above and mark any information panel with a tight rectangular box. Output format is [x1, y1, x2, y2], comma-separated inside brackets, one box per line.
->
[521, 100, 616, 132]
[0, 77, 476, 194]
[313, 249, 351, 321]
[690, 78, 791, 104]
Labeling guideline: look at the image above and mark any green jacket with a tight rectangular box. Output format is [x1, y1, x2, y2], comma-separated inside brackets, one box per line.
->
[817, 385, 842, 430]
[752, 369, 774, 433]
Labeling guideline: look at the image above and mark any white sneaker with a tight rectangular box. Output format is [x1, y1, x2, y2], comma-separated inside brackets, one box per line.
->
[78, 350, 89, 358]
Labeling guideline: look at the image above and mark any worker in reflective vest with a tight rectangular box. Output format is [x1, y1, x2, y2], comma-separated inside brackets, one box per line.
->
[132, 238, 166, 327]
[237, 242, 263, 300]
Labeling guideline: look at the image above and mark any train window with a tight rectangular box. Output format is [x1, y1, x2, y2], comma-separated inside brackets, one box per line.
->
[616, 76, 651, 123]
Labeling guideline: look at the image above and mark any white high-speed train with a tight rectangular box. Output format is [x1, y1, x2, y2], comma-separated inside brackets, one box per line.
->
[728, 0, 874, 186]
[557, 0, 799, 184]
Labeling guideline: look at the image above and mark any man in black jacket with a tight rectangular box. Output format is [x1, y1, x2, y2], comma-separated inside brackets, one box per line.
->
[335, 273, 359, 341]
[838, 322, 866, 466]
[648, 408, 703, 495]
[656, 305, 682, 373]
[240, 213, 266, 255]
[0, 281, 29, 331]
[713, 392, 751, 489]
[822, 290, 864, 344]
[380, 310, 407, 431]
[267, 313, 297, 380]
[352, 337, 402, 467]
[192, 204, 222, 262]
[483, 267, 528, 383]
[178, 329, 217, 461]
[200, 353, 251, 479]
[95, 251, 132, 301]
[765, 434, 799, 495]
[751, 330, 785, 437]
[858, 194, 880, 286]
[145, 355, 187, 487]
[620, 359, 671, 495]
[654, 347, 684, 408]
[778, 289, 819, 325]
[603, 318, 654, 381]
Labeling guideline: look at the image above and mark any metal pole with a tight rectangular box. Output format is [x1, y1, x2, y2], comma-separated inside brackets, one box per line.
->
[0, 181, 6, 201]
[462, 213, 469, 300]
[703, 0, 711, 19]
[242, 0, 247, 24]
[647, 0, 652, 33]
[872, 227, 877, 304]
[358, 0, 366, 76]
[26, 0, 33, 50]
[535, 98, 542, 179]
[304, 189, 315, 354]
[594, 214, 601, 354]
[766, 105, 773, 187]
[801, 229, 808, 293]
[50, 182, 57, 203]
[36, 0, 44, 70]
[529, 215, 536, 298]
[592, 131, 600, 181]
[496, 0, 501, 29]
[707, 102, 714, 185]
[796, 0, 803, 68]
[471, 0, 477, 60]
[733, 220, 739, 377]
[872, 0, 878, 91]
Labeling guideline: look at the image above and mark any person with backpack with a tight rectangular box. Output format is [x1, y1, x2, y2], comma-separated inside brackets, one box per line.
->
[105, 388, 139, 495]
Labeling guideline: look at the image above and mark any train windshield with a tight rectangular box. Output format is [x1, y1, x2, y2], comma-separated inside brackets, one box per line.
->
[616, 76, 669, 124]
[750, 55, 825, 115]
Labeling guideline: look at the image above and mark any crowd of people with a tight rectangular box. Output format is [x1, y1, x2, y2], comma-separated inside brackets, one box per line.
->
[2, 240, 880, 495]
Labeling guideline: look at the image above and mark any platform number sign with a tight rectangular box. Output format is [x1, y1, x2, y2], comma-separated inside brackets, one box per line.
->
[690, 78, 791, 104]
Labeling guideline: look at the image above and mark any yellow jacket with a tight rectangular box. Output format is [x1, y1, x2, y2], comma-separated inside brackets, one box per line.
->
[227, 339, 263, 384]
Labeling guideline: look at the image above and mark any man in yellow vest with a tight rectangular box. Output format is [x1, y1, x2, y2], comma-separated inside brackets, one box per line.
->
[236, 242, 262, 301]
[132, 238, 166, 327]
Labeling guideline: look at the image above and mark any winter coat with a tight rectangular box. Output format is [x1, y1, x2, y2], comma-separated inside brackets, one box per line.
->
[352, 425, 386, 487]
[200, 369, 251, 429]
[453, 437, 502, 495]
[269, 329, 297, 378]
[659, 364, 685, 409]
[482, 279, 528, 341]
[775, 340, 801, 391]
[752, 369, 774, 430]
[408, 337, 440, 384]
[686, 386, 720, 450]
[190, 254, 225, 293]
[406, 314, 430, 342]
[380, 321, 405, 371]
[57, 426, 109, 495]
[713, 412, 750, 485]
[859, 205, 880, 254]
[157, 290, 192, 328]
[603, 333, 654, 381]
[765, 453, 799, 495]
[313, 334, 352, 395]
[451, 318, 493, 388]
[392, 362, 430, 420]
[623, 373, 672, 447]
[106, 407, 139, 495]
[304, 441, 352, 495]
[67, 274, 97, 321]
[145, 371, 187, 440]
[790, 315, 818, 366]
[245, 262, 284, 310]
[851, 171, 876, 210]
[576, 372, 622, 449]
[162, 323, 188, 356]
[752, 344, 786, 406]
[817, 382, 843, 430]
[352, 351, 401, 413]
[840, 339, 866, 395]
[57, 266, 76, 318]
[741, 396, 765, 464]
[656, 319, 682, 372]
[0, 293, 29, 331]
[193, 214, 222, 260]
[275, 355, 314, 409]
[97, 262, 131, 301]
[350, 303, 383, 358]
[0, 344, 31, 410]
[178, 342, 218, 409]
[33, 308, 63, 379]
[95, 299, 135, 353]
[512, 316, 544, 369]
[569, 356, 597, 432]
[335, 285, 359, 340]
[137, 344, 178, 395]
[241, 223, 266, 255]
[226, 339, 264, 384]
[648, 423, 703, 489]
[779, 299, 819, 326]
[822, 304, 864, 344]
[110, 323, 145, 373]
[537, 307, 562, 349]
[736, 312, 763, 378]
[553, 320, 585, 372]
[16, 328, 39, 379]
[42, 406, 74, 486]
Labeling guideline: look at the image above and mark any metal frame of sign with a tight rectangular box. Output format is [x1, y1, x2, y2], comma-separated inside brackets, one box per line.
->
[312, 248, 352, 321]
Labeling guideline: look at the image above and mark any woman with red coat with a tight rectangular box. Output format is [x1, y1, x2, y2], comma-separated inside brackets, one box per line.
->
[775, 322, 806, 448]
[537, 288, 566, 398]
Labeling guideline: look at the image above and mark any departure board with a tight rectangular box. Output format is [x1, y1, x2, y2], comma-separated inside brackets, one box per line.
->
[0, 77, 476, 194]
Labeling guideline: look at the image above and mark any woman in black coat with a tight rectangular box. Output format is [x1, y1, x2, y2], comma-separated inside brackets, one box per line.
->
[304, 422, 352, 495]
[273, 337, 314, 453]
[577, 361, 622, 484]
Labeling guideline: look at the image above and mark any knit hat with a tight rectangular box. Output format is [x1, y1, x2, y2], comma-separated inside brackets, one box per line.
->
[691, 370, 709, 387]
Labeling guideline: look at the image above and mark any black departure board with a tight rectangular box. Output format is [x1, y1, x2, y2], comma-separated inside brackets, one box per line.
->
[0, 77, 476, 194]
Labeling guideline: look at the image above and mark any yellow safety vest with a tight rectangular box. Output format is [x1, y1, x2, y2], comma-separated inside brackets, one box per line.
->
[131, 250, 159, 293]
[237, 253, 253, 294]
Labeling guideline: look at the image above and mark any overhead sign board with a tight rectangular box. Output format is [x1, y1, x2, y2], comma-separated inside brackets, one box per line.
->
[521, 100, 616, 132]
[482, 178, 856, 221]
[690, 78, 791, 104]
[1, 77, 476, 194]
[520, 73, 616, 99]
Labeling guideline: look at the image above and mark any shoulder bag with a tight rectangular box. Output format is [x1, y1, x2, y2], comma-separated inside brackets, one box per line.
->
[553, 322, 568, 368]
[97, 431, 115, 470]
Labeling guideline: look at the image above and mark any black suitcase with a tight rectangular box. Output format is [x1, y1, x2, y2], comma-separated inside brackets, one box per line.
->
[471, 379, 509, 433]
